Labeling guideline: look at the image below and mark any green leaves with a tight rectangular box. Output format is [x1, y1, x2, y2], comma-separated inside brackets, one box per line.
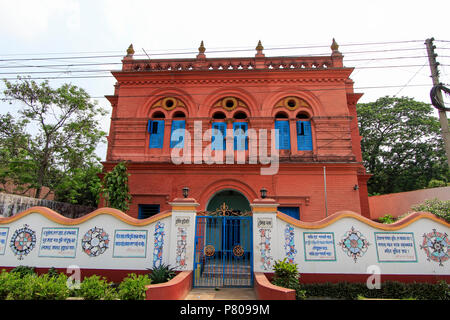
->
[357, 96, 449, 195]
[1, 78, 106, 204]
[101, 161, 132, 212]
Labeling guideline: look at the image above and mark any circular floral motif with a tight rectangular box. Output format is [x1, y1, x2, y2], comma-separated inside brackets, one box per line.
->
[421, 229, 449, 266]
[10, 224, 36, 260]
[204, 244, 215, 257]
[233, 245, 244, 257]
[82, 227, 109, 257]
[339, 227, 370, 263]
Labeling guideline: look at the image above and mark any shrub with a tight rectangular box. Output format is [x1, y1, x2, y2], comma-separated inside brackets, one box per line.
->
[378, 214, 396, 224]
[412, 198, 450, 222]
[271, 258, 306, 300]
[78, 275, 118, 300]
[10, 266, 36, 278]
[299, 281, 449, 300]
[3, 272, 70, 300]
[118, 273, 152, 300]
[148, 264, 176, 284]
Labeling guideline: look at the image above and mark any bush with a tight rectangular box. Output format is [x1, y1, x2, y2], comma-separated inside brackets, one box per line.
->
[2, 272, 70, 300]
[271, 258, 306, 300]
[412, 198, 450, 222]
[299, 281, 449, 300]
[78, 275, 118, 300]
[428, 179, 447, 188]
[378, 214, 396, 224]
[10, 266, 36, 278]
[117, 273, 152, 300]
[148, 264, 176, 284]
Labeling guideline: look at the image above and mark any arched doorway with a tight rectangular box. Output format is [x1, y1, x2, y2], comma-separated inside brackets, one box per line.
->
[194, 189, 253, 288]
[206, 189, 251, 213]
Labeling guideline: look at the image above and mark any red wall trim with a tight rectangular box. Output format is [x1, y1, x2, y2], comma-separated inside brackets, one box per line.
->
[145, 270, 193, 300]
[254, 272, 296, 300]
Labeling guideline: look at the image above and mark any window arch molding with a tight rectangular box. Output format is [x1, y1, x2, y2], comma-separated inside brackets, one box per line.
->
[201, 87, 258, 117]
[139, 88, 195, 118]
[262, 89, 321, 118]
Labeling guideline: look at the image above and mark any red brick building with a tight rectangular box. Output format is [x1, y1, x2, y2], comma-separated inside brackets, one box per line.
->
[102, 39, 371, 221]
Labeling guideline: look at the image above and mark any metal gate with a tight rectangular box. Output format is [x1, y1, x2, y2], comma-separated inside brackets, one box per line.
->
[193, 215, 253, 287]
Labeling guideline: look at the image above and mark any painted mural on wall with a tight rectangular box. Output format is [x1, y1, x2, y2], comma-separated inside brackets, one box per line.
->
[10, 224, 36, 260]
[339, 227, 370, 263]
[259, 228, 273, 270]
[175, 227, 187, 269]
[421, 229, 449, 267]
[81, 227, 110, 257]
[153, 221, 165, 268]
[284, 224, 297, 263]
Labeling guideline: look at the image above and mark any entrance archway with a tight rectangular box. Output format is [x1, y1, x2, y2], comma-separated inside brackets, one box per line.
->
[206, 189, 251, 213]
[194, 189, 253, 288]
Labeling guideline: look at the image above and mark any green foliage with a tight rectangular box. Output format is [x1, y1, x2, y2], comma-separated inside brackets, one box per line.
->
[1, 271, 70, 300]
[428, 179, 447, 188]
[1, 78, 106, 204]
[117, 273, 152, 300]
[412, 198, 450, 222]
[78, 275, 118, 300]
[378, 214, 396, 224]
[357, 96, 449, 195]
[10, 265, 36, 278]
[271, 258, 306, 300]
[101, 161, 132, 212]
[148, 264, 176, 284]
[299, 281, 449, 300]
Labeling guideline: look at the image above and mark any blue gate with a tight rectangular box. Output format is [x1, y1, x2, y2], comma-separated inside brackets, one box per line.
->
[193, 215, 253, 287]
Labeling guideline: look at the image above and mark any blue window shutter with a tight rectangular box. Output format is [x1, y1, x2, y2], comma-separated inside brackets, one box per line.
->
[149, 120, 165, 148]
[233, 122, 248, 151]
[212, 122, 226, 150]
[275, 120, 290, 150]
[170, 120, 185, 148]
[297, 120, 313, 151]
[278, 206, 300, 220]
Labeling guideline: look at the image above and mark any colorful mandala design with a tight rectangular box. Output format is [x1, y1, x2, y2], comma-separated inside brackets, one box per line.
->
[10, 224, 36, 260]
[259, 228, 273, 270]
[420, 229, 449, 267]
[153, 221, 165, 268]
[339, 227, 370, 263]
[284, 224, 297, 263]
[81, 227, 109, 257]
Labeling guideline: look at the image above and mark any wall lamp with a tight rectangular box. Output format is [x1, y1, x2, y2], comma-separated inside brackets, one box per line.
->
[182, 186, 189, 198]
[260, 187, 267, 199]
[353, 184, 359, 191]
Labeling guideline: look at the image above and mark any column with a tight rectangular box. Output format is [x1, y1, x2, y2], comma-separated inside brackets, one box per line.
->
[251, 196, 279, 273]
[168, 197, 199, 271]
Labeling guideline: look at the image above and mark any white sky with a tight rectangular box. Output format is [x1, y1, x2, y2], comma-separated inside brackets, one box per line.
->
[0, 0, 449, 160]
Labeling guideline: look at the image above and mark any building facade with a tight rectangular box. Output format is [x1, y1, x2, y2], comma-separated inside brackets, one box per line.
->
[102, 39, 371, 221]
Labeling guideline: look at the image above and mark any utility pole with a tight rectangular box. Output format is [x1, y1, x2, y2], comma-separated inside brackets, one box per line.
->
[425, 38, 450, 167]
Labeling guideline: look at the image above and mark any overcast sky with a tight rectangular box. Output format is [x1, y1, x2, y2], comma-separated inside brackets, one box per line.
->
[0, 0, 449, 160]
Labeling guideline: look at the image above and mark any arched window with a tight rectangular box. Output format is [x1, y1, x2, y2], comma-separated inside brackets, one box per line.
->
[233, 111, 248, 119]
[296, 112, 312, 151]
[172, 111, 186, 118]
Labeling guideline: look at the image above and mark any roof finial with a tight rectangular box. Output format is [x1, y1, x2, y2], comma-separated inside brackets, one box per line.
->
[331, 38, 339, 52]
[198, 40, 206, 54]
[255, 40, 265, 58]
[256, 40, 264, 51]
[126, 43, 135, 56]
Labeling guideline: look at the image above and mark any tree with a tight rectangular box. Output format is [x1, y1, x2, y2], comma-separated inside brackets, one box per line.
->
[357, 96, 449, 195]
[1, 77, 107, 202]
[101, 161, 132, 212]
